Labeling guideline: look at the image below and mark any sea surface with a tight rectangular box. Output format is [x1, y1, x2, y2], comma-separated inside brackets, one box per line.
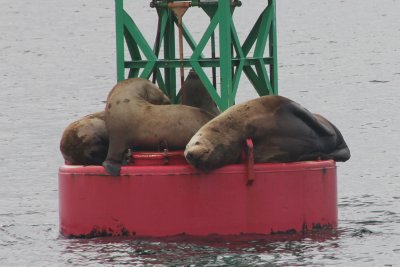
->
[1, 0, 400, 266]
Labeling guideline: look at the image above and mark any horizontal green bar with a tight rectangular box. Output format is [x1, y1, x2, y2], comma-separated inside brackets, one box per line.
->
[150, 0, 242, 8]
[124, 57, 273, 68]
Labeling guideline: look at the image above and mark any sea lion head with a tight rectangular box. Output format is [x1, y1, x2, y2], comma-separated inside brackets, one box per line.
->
[60, 112, 109, 165]
[141, 81, 171, 105]
[107, 78, 171, 106]
[184, 132, 241, 171]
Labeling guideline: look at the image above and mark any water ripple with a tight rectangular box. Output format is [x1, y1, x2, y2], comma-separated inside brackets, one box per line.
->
[1, 0, 400, 266]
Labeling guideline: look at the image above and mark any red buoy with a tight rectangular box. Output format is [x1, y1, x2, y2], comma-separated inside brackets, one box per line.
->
[58, 151, 337, 237]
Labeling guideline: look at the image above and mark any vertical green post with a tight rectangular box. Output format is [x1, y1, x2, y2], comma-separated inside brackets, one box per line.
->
[269, 0, 278, 95]
[115, 0, 125, 82]
[218, 0, 233, 110]
[164, 9, 177, 101]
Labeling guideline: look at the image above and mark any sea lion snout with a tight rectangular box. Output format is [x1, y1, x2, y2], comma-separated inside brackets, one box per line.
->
[184, 150, 195, 161]
[184, 141, 210, 167]
[184, 145, 209, 160]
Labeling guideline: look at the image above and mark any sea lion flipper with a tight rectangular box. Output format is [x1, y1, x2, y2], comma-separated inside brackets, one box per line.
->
[289, 102, 335, 136]
[102, 160, 121, 176]
[297, 146, 351, 162]
[327, 146, 351, 162]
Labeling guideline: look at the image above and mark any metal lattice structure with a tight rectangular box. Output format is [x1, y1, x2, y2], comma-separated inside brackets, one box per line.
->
[115, 0, 278, 110]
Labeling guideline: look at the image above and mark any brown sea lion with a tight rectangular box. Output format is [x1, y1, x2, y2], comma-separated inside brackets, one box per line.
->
[180, 69, 220, 116]
[184, 95, 351, 171]
[103, 78, 215, 176]
[59, 72, 217, 166]
[60, 111, 108, 165]
[59, 80, 171, 166]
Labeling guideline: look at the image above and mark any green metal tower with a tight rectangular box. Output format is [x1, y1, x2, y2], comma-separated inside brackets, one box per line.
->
[115, 0, 278, 111]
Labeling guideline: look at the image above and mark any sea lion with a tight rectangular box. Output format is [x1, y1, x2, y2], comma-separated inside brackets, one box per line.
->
[103, 78, 215, 176]
[180, 69, 220, 116]
[60, 80, 170, 166]
[184, 95, 351, 171]
[59, 72, 217, 166]
[60, 111, 108, 165]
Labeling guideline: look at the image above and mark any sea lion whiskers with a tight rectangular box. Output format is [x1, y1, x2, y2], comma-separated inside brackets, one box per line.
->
[184, 138, 211, 164]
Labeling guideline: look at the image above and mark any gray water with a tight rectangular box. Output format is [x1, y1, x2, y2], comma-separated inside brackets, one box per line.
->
[1, 0, 400, 266]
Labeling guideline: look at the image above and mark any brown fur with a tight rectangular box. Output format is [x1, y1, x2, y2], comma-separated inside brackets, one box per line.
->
[184, 95, 351, 171]
[60, 111, 108, 165]
[180, 69, 220, 116]
[103, 78, 215, 175]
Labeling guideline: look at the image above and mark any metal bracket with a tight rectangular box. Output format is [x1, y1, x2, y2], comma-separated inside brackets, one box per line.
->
[245, 138, 255, 185]
[163, 148, 170, 164]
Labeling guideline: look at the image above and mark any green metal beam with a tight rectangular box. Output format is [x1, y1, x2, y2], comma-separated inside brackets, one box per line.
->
[218, 0, 233, 110]
[163, 9, 176, 100]
[124, 27, 141, 78]
[114, 0, 278, 108]
[230, 19, 245, 100]
[269, 0, 278, 95]
[115, 0, 125, 81]
[125, 57, 273, 69]
[123, 11, 157, 79]
[171, 15, 204, 57]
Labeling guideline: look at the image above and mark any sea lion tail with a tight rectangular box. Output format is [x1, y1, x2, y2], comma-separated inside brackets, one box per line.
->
[328, 147, 351, 162]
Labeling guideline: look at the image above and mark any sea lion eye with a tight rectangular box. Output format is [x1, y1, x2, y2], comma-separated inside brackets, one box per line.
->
[195, 141, 200, 145]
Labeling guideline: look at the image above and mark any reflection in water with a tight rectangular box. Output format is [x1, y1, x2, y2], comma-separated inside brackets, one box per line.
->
[60, 231, 342, 266]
